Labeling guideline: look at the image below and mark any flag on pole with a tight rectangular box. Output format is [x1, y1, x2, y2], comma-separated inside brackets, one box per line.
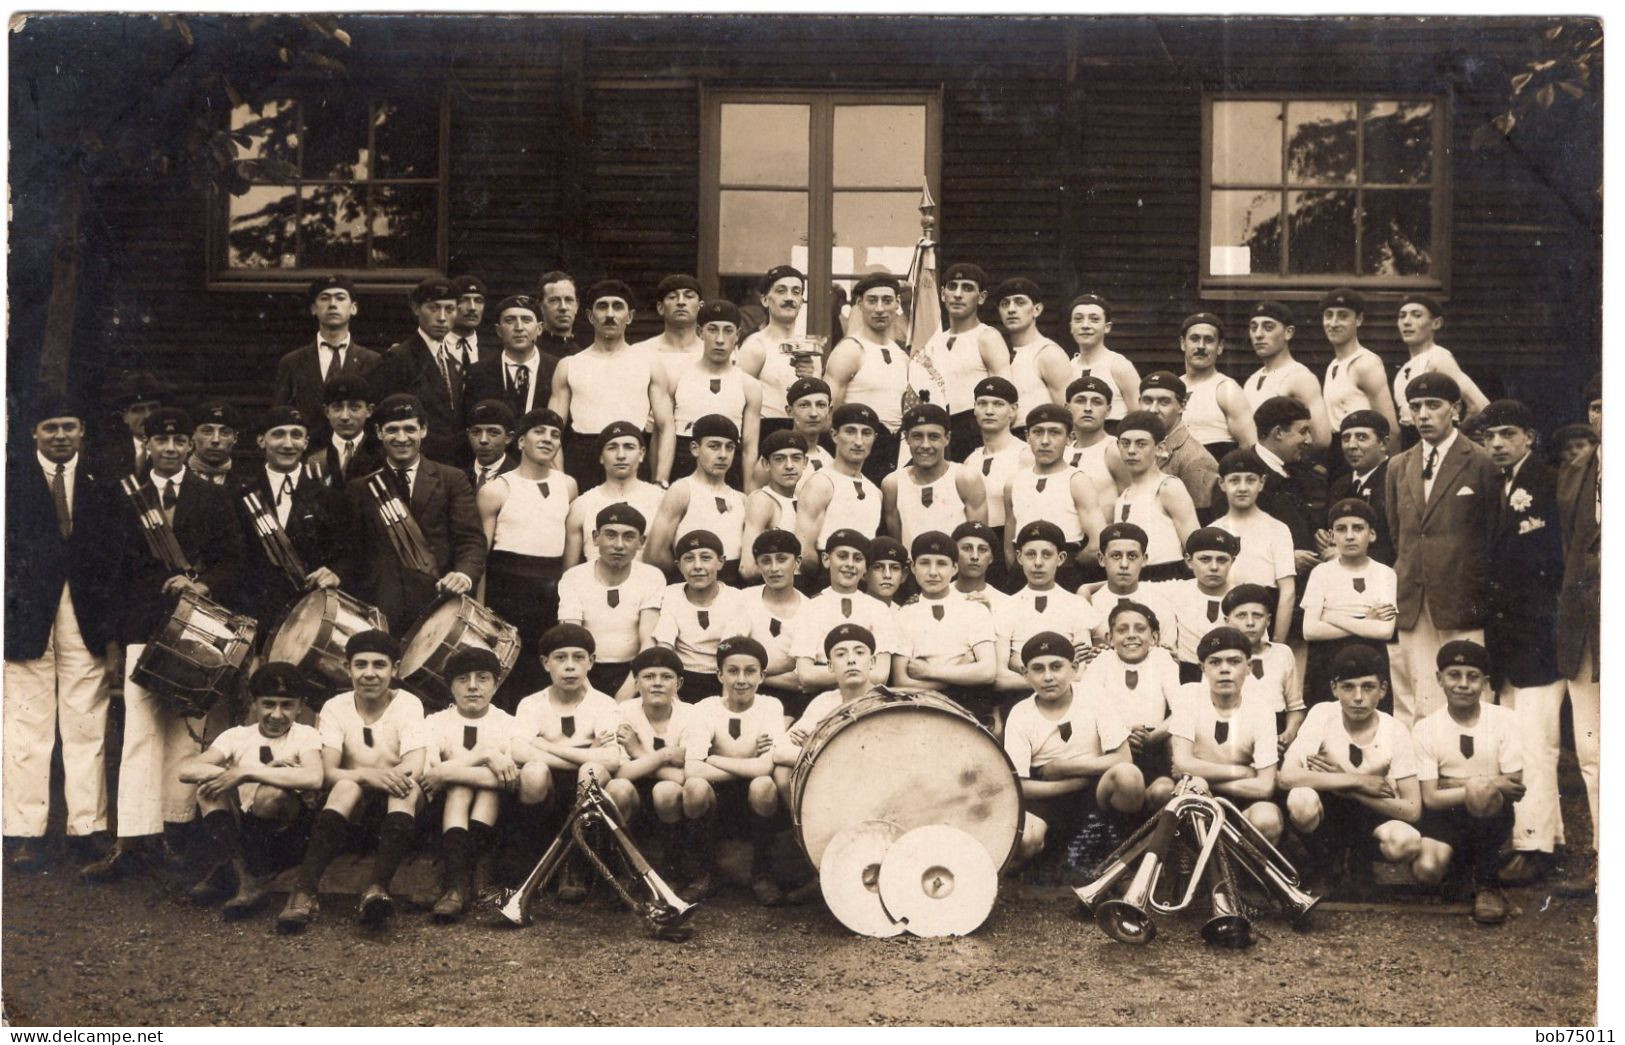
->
[904, 184, 946, 408]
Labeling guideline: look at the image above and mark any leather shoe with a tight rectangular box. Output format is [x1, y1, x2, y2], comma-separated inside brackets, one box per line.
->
[1473, 885, 1509, 925]
[276, 890, 319, 933]
[556, 858, 590, 904]
[1498, 851, 1554, 885]
[681, 870, 717, 904]
[784, 875, 822, 905]
[221, 871, 268, 919]
[66, 832, 112, 864]
[81, 839, 147, 883]
[1554, 865, 1597, 897]
[8, 838, 49, 873]
[751, 874, 784, 907]
[431, 887, 468, 922]
[357, 884, 395, 927]
[187, 861, 235, 905]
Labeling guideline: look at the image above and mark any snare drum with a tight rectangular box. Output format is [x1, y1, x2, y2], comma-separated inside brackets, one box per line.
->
[790, 687, 1022, 872]
[265, 589, 390, 696]
[132, 590, 258, 719]
[398, 595, 520, 710]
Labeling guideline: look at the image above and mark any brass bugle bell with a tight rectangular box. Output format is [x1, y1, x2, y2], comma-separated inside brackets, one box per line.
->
[1200, 862, 1254, 949]
[1221, 825, 1321, 926]
[1095, 808, 1179, 945]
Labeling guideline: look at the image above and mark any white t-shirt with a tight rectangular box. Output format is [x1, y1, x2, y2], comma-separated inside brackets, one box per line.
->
[894, 593, 995, 662]
[785, 688, 849, 741]
[740, 586, 807, 675]
[209, 722, 323, 806]
[1411, 703, 1522, 783]
[651, 582, 753, 675]
[619, 698, 695, 759]
[683, 694, 787, 765]
[315, 690, 426, 765]
[1283, 702, 1417, 780]
[1078, 647, 1182, 731]
[514, 687, 623, 751]
[411, 705, 523, 766]
[1300, 558, 1399, 631]
[1169, 685, 1279, 771]
[1088, 584, 1178, 648]
[556, 560, 667, 664]
[1215, 511, 1298, 587]
[1003, 693, 1130, 777]
[1242, 641, 1304, 714]
[788, 588, 902, 664]
[1006, 585, 1099, 657]
[1146, 579, 1233, 665]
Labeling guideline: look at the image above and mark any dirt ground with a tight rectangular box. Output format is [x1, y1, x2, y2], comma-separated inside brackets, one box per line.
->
[0, 863, 1597, 1027]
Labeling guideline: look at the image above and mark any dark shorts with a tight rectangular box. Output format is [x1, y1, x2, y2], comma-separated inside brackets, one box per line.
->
[1178, 660, 1203, 684]
[1132, 741, 1173, 781]
[587, 661, 631, 699]
[1141, 560, 1190, 583]
[1297, 792, 1388, 861]
[761, 683, 809, 718]
[1419, 801, 1513, 884]
[707, 778, 755, 839]
[679, 668, 720, 703]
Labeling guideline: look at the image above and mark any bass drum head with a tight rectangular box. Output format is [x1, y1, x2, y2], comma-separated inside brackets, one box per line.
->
[796, 702, 1020, 872]
[400, 599, 461, 677]
[266, 592, 326, 665]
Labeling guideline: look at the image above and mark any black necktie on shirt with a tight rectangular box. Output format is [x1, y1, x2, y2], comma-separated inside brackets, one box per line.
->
[1423, 447, 1439, 482]
[52, 464, 71, 539]
[323, 344, 345, 382]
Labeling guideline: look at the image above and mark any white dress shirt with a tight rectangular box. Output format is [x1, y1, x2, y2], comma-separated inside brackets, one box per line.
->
[38, 451, 77, 515]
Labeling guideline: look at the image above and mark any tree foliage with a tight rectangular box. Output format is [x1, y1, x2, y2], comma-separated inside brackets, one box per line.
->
[1470, 19, 1602, 150]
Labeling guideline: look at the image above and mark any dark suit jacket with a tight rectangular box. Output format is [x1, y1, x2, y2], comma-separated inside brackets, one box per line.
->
[371, 333, 469, 466]
[1210, 448, 1327, 553]
[462, 350, 560, 423]
[1384, 432, 1502, 632]
[90, 433, 143, 484]
[111, 471, 246, 645]
[1487, 456, 1563, 687]
[1329, 459, 1394, 566]
[4, 454, 116, 660]
[466, 454, 519, 489]
[305, 435, 386, 490]
[231, 464, 353, 625]
[1555, 447, 1600, 678]
[270, 339, 380, 438]
[344, 459, 486, 635]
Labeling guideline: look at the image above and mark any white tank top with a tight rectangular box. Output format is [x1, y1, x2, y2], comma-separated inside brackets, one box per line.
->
[965, 440, 1027, 529]
[1183, 371, 1240, 447]
[793, 444, 837, 492]
[1068, 348, 1136, 421]
[763, 486, 797, 530]
[1323, 347, 1382, 429]
[674, 477, 747, 562]
[1114, 476, 1182, 566]
[1009, 466, 1083, 544]
[1243, 359, 1314, 413]
[1010, 338, 1064, 423]
[811, 469, 883, 550]
[491, 472, 571, 558]
[568, 348, 651, 435]
[741, 329, 800, 421]
[841, 333, 911, 431]
[1065, 439, 1114, 496]
[914, 325, 999, 414]
[1393, 345, 1455, 427]
[893, 466, 968, 547]
[674, 365, 747, 437]
[574, 480, 666, 562]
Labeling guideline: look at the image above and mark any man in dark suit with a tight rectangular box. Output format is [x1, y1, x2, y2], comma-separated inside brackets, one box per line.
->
[534, 270, 583, 357]
[305, 372, 384, 488]
[233, 405, 351, 634]
[1319, 409, 1393, 566]
[464, 398, 520, 489]
[462, 295, 559, 422]
[370, 276, 468, 466]
[83, 407, 247, 881]
[1552, 372, 1600, 895]
[270, 275, 380, 442]
[344, 394, 486, 636]
[1383, 372, 1502, 728]
[1476, 399, 1566, 884]
[4, 394, 116, 871]
[91, 372, 167, 481]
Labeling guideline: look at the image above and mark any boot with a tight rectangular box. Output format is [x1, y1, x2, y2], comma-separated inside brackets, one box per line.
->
[187, 860, 236, 905]
[681, 816, 719, 902]
[221, 858, 268, 919]
[749, 811, 785, 907]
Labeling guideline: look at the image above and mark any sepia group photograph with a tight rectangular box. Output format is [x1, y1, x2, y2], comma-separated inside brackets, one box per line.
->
[1, 7, 1606, 1029]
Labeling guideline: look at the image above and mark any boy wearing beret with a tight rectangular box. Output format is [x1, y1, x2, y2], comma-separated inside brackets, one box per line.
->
[739, 529, 810, 713]
[464, 398, 519, 488]
[1242, 300, 1332, 452]
[1079, 601, 1181, 807]
[794, 401, 883, 573]
[1004, 403, 1106, 591]
[739, 430, 806, 582]
[562, 422, 665, 567]
[1110, 409, 1200, 582]
[1317, 288, 1399, 457]
[605, 646, 694, 886]
[1000, 521, 1100, 691]
[825, 273, 913, 485]
[994, 277, 1071, 425]
[1063, 375, 1120, 511]
[1392, 295, 1490, 448]
[1223, 584, 1305, 751]
[188, 401, 241, 485]
[1065, 293, 1140, 431]
[962, 376, 1028, 537]
[647, 414, 748, 580]
[1213, 450, 1297, 637]
[910, 262, 1012, 458]
[1086, 521, 1175, 649]
[670, 300, 763, 484]
[737, 265, 813, 443]
[557, 502, 666, 700]
[787, 530, 900, 692]
[1301, 497, 1397, 709]
[1149, 526, 1240, 683]
[1320, 410, 1394, 565]
[1135, 370, 1220, 519]
[651, 529, 752, 696]
[892, 532, 999, 715]
[882, 403, 989, 548]
[307, 372, 384, 487]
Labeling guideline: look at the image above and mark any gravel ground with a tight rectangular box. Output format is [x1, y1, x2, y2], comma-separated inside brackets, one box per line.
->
[1, 864, 1597, 1027]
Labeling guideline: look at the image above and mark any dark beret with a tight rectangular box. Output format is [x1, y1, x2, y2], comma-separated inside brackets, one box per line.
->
[1327, 497, 1378, 528]
[1140, 371, 1188, 403]
[1181, 312, 1224, 338]
[1405, 371, 1461, 403]
[250, 662, 312, 700]
[323, 372, 374, 405]
[597, 420, 645, 450]
[261, 405, 309, 433]
[1015, 519, 1066, 549]
[1218, 449, 1266, 477]
[346, 628, 401, 661]
[1250, 300, 1295, 326]
[951, 520, 999, 547]
[972, 376, 1019, 404]
[1020, 631, 1075, 664]
[1067, 293, 1112, 320]
[1319, 288, 1366, 315]
[716, 635, 769, 669]
[1329, 644, 1387, 683]
[1477, 399, 1538, 433]
[1400, 293, 1444, 318]
[696, 300, 741, 327]
[144, 407, 193, 438]
[751, 527, 802, 559]
[1436, 639, 1490, 673]
[28, 392, 86, 426]
[1197, 626, 1252, 663]
[760, 429, 808, 459]
[1253, 395, 1312, 436]
[690, 414, 740, 444]
[831, 402, 882, 432]
[410, 276, 456, 306]
[445, 646, 503, 681]
[631, 646, 685, 676]
[852, 273, 902, 299]
[1024, 403, 1073, 431]
[1116, 410, 1167, 443]
[584, 279, 637, 310]
[941, 262, 989, 289]
[655, 274, 703, 300]
[902, 402, 951, 432]
[823, 623, 876, 657]
[494, 294, 540, 319]
[195, 401, 241, 431]
[674, 529, 726, 560]
[539, 624, 596, 657]
[595, 502, 647, 534]
[868, 536, 908, 566]
[1066, 375, 1113, 404]
[759, 265, 806, 292]
[1098, 521, 1149, 550]
[1107, 600, 1161, 634]
[1221, 583, 1273, 615]
[468, 399, 518, 432]
[1583, 372, 1602, 405]
[787, 377, 832, 408]
[1339, 409, 1390, 438]
[1185, 526, 1240, 557]
[306, 273, 356, 304]
[910, 530, 957, 561]
[373, 393, 425, 426]
[449, 275, 487, 298]
[1553, 423, 1598, 446]
[993, 277, 1043, 304]
[517, 407, 565, 436]
[823, 528, 872, 558]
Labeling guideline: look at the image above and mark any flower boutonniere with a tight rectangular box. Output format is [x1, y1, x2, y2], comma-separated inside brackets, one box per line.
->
[1509, 488, 1533, 512]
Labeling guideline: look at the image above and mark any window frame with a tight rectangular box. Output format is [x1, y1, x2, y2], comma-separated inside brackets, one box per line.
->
[698, 88, 943, 339]
[205, 89, 451, 293]
[1199, 91, 1452, 301]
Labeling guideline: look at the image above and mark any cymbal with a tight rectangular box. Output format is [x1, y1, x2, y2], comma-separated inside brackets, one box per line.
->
[820, 819, 905, 938]
[877, 824, 998, 938]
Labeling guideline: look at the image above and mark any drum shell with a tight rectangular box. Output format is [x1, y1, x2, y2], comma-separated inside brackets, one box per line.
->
[132, 591, 257, 719]
[791, 688, 1023, 873]
[398, 595, 521, 710]
[264, 589, 389, 698]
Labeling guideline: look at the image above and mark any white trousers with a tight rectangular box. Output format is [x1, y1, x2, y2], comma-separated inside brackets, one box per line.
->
[2, 585, 109, 837]
[1390, 599, 1482, 728]
[1499, 679, 1568, 853]
[116, 643, 204, 837]
[1568, 649, 1601, 853]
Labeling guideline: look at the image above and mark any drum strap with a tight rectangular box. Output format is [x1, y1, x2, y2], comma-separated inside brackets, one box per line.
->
[242, 490, 308, 585]
[366, 474, 438, 575]
[120, 477, 193, 574]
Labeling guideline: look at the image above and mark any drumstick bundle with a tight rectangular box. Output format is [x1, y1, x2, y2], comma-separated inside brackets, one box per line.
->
[366, 474, 437, 575]
[242, 490, 308, 586]
[120, 476, 193, 574]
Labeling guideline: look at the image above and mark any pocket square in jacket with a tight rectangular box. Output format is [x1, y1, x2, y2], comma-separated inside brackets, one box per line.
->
[1456, 486, 1474, 495]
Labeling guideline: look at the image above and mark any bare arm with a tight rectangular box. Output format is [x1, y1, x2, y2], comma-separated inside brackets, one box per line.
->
[548, 357, 573, 427]
[1216, 380, 1257, 449]
[823, 340, 863, 410]
[1156, 476, 1200, 554]
[1038, 346, 1070, 404]
[956, 468, 989, 526]
[794, 475, 832, 575]
[1352, 353, 1402, 455]
[1286, 369, 1333, 451]
[644, 483, 690, 572]
[739, 377, 763, 492]
[880, 472, 902, 540]
[1069, 471, 1106, 559]
[1044, 739, 1131, 780]
[649, 370, 677, 484]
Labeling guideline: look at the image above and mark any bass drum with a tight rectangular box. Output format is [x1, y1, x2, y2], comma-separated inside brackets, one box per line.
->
[790, 687, 1022, 872]
[398, 595, 520, 710]
[264, 589, 389, 696]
